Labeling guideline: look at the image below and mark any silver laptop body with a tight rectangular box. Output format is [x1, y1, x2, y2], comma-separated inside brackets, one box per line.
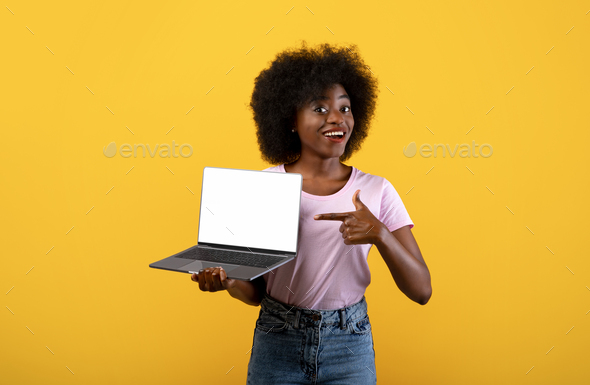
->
[149, 166, 302, 281]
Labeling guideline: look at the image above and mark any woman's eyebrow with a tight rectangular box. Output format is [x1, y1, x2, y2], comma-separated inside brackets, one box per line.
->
[310, 94, 350, 103]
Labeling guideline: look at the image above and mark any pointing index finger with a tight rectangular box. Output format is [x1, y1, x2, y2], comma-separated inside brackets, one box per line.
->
[314, 212, 350, 221]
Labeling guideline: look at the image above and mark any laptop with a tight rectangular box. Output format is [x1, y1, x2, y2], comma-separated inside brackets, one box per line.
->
[149, 166, 302, 281]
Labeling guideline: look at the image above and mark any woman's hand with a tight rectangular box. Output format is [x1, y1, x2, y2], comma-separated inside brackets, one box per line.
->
[314, 189, 388, 245]
[191, 266, 237, 292]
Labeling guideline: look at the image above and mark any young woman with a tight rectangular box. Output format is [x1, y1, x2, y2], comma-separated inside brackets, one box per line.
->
[192, 41, 432, 384]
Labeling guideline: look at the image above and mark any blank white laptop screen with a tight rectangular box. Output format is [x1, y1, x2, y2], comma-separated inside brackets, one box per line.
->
[197, 167, 302, 253]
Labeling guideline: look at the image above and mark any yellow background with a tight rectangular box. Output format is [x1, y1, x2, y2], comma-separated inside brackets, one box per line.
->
[1, 1, 589, 383]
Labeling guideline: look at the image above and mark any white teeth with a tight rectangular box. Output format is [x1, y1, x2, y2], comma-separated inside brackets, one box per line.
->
[324, 131, 344, 137]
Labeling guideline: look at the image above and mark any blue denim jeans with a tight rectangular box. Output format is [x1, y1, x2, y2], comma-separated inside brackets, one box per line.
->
[246, 293, 376, 384]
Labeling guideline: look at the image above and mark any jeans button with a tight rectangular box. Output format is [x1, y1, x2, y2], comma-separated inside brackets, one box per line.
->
[312, 314, 319, 321]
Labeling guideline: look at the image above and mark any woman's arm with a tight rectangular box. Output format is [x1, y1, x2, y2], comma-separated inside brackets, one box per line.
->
[226, 275, 267, 306]
[314, 189, 432, 305]
[374, 225, 432, 305]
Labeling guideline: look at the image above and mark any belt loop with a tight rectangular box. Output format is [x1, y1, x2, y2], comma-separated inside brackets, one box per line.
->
[293, 309, 301, 329]
[339, 308, 346, 330]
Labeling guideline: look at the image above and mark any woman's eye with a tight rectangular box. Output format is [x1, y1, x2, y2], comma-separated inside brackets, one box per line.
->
[315, 106, 351, 113]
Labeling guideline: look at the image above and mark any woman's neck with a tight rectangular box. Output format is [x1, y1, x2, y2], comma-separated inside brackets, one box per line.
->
[284, 158, 350, 180]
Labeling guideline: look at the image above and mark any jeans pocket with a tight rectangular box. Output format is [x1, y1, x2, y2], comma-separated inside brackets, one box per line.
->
[255, 311, 288, 333]
[349, 314, 372, 335]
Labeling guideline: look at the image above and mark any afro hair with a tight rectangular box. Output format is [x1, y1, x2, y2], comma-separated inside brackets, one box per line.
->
[249, 41, 379, 165]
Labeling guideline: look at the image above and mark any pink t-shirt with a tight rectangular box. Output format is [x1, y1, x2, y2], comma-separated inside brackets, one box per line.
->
[261, 164, 414, 310]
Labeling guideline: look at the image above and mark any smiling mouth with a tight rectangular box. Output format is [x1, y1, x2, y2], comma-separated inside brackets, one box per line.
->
[323, 131, 346, 143]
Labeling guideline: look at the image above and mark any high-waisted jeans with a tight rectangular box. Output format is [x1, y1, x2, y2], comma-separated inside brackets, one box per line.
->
[246, 293, 376, 384]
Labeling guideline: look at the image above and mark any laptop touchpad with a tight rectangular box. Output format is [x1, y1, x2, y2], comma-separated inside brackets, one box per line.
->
[182, 260, 239, 273]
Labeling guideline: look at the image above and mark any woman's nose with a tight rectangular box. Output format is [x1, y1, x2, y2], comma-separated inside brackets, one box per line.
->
[327, 109, 344, 124]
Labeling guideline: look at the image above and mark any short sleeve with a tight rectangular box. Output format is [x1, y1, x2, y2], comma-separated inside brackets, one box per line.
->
[379, 178, 414, 232]
[262, 164, 283, 172]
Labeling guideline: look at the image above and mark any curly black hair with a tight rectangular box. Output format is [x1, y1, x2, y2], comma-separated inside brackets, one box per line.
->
[249, 40, 379, 165]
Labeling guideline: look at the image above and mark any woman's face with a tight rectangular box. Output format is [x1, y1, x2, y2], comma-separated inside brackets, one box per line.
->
[293, 83, 354, 160]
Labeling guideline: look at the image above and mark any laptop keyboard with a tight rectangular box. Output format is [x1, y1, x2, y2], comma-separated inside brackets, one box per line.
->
[178, 247, 286, 269]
